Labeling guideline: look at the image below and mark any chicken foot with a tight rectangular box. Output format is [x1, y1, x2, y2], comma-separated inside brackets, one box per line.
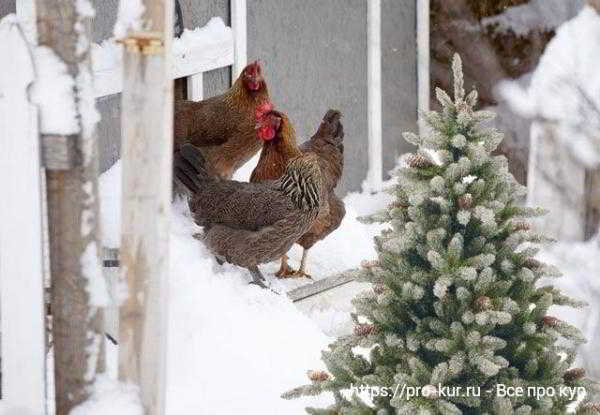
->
[275, 250, 312, 280]
[248, 265, 269, 289]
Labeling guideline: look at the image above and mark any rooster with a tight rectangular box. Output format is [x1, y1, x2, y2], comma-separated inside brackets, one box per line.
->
[174, 60, 273, 178]
[174, 144, 323, 288]
[251, 109, 345, 279]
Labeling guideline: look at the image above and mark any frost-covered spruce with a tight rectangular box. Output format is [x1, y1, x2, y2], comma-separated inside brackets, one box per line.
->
[282, 54, 597, 415]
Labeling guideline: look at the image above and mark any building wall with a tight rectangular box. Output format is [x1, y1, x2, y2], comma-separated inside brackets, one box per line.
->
[3, 0, 417, 193]
[0, 0, 15, 18]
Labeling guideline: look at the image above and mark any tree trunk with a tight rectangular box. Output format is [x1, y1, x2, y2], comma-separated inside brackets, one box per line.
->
[118, 1, 173, 414]
[585, 169, 600, 239]
[35, 0, 105, 413]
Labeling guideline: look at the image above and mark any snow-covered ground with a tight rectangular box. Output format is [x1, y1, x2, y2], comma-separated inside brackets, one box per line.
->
[86, 159, 393, 414]
[92, 156, 600, 414]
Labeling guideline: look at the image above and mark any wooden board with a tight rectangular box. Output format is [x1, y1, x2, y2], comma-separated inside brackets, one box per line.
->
[0, 18, 47, 413]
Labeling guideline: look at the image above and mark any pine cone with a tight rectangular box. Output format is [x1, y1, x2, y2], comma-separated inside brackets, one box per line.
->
[542, 316, 561, 327]
[578, 404, 600, 414]
[523, 258, 542, 269]
[513, 222, 531, 231]
[373, 283, 386, 295]
[474, 296, 493, 311]
[407, 154, 434, 169]
[354, 323, 378, 336]
[361, 260, 379, 269]
[421, 384, 438, 399]
[307, 370, 330, 382]
[564, 368, 586, 382]
[458, 194, 473, 210]
[389, 201, 409, 209]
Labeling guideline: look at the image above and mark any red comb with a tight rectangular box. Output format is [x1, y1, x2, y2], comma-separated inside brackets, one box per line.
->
[246, 60, 261, 76]
[255, 101, 274, 119]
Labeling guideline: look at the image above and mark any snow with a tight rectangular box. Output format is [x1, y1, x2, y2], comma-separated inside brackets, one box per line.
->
[69, 376, 143, 415]
[499, 5, 600, 168]
[30, 46, 79, 135]
[172, 17, 233, 57]
[80, 241, 109, 308]
[94, 158, 397, 413]
[91, 153, 397, 413]
[482, 0, 584, 36]
[539, 236, 600, 380]
[113, 0, 145, 39]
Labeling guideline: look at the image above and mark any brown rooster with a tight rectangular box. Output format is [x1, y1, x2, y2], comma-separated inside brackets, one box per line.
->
[174, 60, 273, 178]
[251, 109, 345, 279]
[174, 144, 323, 288]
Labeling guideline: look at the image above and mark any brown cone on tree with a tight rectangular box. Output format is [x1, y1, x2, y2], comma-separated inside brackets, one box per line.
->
[389, 201, 410, 209]
[407, 154, 434, 169]
[458, 194, 473, 210]
[373, 283, 386, 295]
[513, 221, 531, 231]
[564, 368, 586, 382]
[523, 258, 543, 269]
[578, 403, 600, 414]
[307, 370, 330, 382]
[542, 316, 561, 327]
[474, 296, 493, 311]
[361, 260, 379, 269]
[354, 323, 378, 336]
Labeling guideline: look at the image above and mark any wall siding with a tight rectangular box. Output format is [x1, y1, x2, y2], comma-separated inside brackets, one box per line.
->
[248, 0, 369, 193]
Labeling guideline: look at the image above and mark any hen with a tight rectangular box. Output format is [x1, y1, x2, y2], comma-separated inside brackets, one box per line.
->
[174, 144, 323, 288]
[174, 61, 273, 178]
[251, 109, 345, 279]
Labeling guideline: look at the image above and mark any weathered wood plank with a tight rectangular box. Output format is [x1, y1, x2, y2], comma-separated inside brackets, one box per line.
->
[35, 0, 106, 411]
[117, 2, 173, 413]
[0, 18, 47, 413]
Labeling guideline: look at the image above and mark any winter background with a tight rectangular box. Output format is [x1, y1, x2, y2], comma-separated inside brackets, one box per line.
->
[0, 0, 599, 414]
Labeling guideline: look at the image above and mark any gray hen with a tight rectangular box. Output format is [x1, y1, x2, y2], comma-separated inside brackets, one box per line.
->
[174, 144, 322, 287]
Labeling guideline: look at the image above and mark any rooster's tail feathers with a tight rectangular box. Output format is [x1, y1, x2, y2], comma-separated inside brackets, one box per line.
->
[318, 109, 344, 148]
[174, 144, 212, 193]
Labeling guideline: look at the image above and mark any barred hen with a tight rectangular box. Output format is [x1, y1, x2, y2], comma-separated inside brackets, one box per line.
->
[174, 60, 273, 178]
[251, 109, 345, 278]
[174, 144, 322, 288]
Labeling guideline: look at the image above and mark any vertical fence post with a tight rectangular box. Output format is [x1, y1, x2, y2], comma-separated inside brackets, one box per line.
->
[0, 17, 47, 414]
[231, 0, 247, 79]
[367, 0, 382, 192]
[34, 0, 106, 412]
[118, 1, 173, 413]
[417, 0, 430, 136]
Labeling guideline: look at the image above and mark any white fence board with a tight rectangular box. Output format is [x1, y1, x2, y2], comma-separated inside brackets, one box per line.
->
[231, 0, 247, 78]
[0, 19, 47, 413]
[93, 34, 233, 98]
[366, 0, 382, 191]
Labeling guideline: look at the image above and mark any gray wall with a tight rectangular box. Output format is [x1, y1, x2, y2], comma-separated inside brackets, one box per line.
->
[0, 0, 15, 18]
[2, 0, 417, 193]
[247, 0, 416, 192]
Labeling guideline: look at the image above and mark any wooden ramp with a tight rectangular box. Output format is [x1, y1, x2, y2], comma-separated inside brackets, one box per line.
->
[103, 248, 367, 313]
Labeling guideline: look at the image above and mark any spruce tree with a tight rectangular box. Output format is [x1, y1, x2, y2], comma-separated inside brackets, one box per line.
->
[283, 55, 597, 415]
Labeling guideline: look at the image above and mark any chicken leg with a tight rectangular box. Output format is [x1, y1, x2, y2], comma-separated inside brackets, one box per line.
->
[275, 250, 312, 280]
[248, 265, 268, 289]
